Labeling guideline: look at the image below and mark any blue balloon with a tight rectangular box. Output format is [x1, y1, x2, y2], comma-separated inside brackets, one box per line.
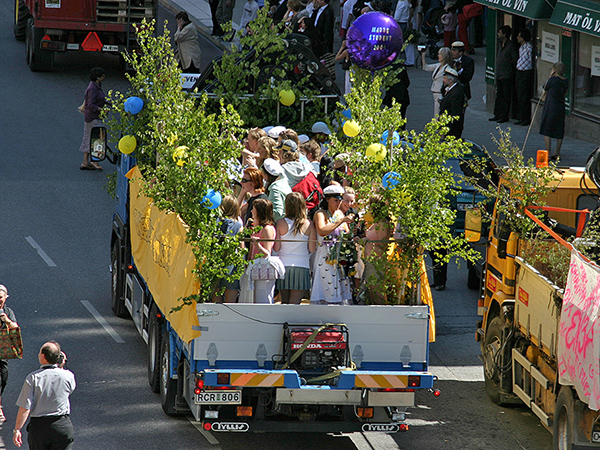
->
[381, 130, 400, 146]
[124, 96, 144, 115]
[382, 171, 401, 190]
[342, 109, 352, 119]
[347, 12, 403, 71]
[202, 189, 222, 210]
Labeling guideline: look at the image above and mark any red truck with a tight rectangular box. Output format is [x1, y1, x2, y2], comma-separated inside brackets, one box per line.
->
[14, 0, 155, 71]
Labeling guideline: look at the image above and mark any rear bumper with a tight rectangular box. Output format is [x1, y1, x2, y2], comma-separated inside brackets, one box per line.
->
[202, 419, 408, 433]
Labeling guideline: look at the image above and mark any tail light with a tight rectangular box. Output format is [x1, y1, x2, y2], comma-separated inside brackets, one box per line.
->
[203, 422, 212, 431]
[399, 423, 409, 431]
[357, 407, 374, 418]
[407, 375, 420, 387]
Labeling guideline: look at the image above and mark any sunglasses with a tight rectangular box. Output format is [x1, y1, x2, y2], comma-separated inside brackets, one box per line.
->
[241, 178, 251, 183]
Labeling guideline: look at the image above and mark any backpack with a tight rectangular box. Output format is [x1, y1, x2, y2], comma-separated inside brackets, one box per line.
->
[291, 172, 323, 218]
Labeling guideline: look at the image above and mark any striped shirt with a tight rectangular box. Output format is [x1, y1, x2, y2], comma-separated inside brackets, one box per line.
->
[517, 42, 533, 71]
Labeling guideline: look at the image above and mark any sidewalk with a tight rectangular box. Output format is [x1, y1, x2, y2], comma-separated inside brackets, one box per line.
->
[160, 0, 598, 167]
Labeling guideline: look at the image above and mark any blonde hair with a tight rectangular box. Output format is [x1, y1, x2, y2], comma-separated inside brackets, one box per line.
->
[220, 195, 240, 219]
[257, 136, 279, 161]
[285, 192, 308, 235]
[279, 129, 299, 146]
[280, 147, 299, 164]
[438, 47, 452, 67]
[248, 127, 267, 141]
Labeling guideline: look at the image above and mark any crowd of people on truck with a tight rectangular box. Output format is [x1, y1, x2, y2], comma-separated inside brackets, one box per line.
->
[212, 123, 397, 305]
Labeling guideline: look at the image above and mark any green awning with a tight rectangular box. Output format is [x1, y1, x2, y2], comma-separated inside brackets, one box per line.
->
[475, 0, 556, 20]
[550, 0, 600, 37]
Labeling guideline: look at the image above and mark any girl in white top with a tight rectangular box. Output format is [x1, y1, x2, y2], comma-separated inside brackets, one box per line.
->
[421, 46, 453, 116]
[274, 193, 317, 304]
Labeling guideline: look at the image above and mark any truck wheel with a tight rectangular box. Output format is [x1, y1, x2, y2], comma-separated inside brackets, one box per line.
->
[553, 387, 575, 450]
[160, 330, 181, 416]
[483, 316, 506, 405]
[111, 242, 128, 318]
[14, 0, 30, 41]
[147, 307, 162, 393]
[26, 18, 53, 72]
[467, 262, 480, 290]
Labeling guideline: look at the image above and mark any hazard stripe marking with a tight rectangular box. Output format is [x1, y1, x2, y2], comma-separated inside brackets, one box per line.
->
[354, 374, 407, 388]
[230, 373, 284, 387]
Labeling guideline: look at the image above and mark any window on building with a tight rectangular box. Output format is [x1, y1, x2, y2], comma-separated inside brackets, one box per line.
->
[535, 22, 561, 98]
[574, 32, 600, 116]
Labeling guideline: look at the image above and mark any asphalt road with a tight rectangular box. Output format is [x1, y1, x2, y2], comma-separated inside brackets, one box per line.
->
[0, 1, 553, 448]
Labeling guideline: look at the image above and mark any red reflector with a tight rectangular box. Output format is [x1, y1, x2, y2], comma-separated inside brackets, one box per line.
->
[127, 265, 133, 270]
[82, 32, 103, 51]
[433, 389, 441, 397]
[194, 388, 202, 395]
[42, 34, 51, 41]
[236, 406, 253, 417]
[196, 379, 204, 389]
[203, 422, 212, 431]
[217, 373, 230, 385]
[204, 386, 235, 390]
[408, 375, 420, 388]
[399, 423, 409, 431]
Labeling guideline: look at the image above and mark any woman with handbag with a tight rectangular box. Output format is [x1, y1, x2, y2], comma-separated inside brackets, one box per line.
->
[239, 199, 279, 304]
[0, 285, 19, 422]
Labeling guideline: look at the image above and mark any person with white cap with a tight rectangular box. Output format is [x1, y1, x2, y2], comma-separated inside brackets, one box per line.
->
[262, 158, 292, 221]
[439, 67, 466, 139]
[311, 184, 355, 305]
[0, 285, 18, 422]
[450, 40, 474, 101]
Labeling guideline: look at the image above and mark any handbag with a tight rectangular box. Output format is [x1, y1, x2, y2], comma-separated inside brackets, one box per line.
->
[462, 3, 483, 20]
[0, 327, 23, 360]
[249, 256, 286, 281]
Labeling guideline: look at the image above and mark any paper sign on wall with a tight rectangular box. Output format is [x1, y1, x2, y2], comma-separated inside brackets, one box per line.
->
[592, 46, 600, 77]
[542, 31, 559, 64]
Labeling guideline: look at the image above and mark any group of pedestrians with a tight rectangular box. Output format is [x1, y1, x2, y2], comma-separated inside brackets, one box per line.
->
[0, 285, 76, 450]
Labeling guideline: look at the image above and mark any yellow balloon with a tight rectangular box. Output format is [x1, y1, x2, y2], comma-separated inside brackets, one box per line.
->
[343, 120, 360, 137]
[172, 146, 189, 166]
[118, 135, 137, 154]
[279, 89, 296, 106]
[365, 143, 386, 162]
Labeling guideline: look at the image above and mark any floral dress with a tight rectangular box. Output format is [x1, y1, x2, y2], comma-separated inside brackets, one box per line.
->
[310, 210, 352, 304]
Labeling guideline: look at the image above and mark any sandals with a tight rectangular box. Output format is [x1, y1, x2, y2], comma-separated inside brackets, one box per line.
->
[80, 163, 103, 171]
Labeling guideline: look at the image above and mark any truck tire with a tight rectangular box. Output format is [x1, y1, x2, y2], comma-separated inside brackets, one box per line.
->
[147, 306, 162, 393]
[467, 262, 480, 290]
[160, 330, 181, 416]
[14, 0, 30, 41]
[553, 386, 575, 450]
[111, 242, 129, 318]
[26, 18, 53, 72]
[483, 316, 506, 405]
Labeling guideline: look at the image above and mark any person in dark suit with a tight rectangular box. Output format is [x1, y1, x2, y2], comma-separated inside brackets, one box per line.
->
[271, 0, 288, 24]
[439, 67, 466, 139]
[450, 40, 474, 101]
[311, 0, 334, 57]
[490, 25, 518, 123]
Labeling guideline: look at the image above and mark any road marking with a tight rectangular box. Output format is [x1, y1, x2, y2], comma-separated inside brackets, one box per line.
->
[25, 236, 57, 267]
[81, 301, 125, 344]
[188, 417, 221, 446]
[345, 432, 402, 450]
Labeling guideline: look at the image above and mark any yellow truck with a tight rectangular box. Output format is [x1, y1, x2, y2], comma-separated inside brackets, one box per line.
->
[475, 162, 600, 449]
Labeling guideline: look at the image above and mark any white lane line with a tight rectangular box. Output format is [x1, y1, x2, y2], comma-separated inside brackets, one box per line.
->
[25, 236, 57, 267]
[187, 417, 221, 446]
[81, 301, 125, 344]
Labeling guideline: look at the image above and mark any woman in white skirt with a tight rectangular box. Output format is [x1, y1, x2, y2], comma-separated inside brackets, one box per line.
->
[421, 47, 452, 116]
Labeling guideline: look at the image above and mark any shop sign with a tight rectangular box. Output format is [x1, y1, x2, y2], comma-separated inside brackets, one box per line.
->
[475, 0, 556, 19]
[550, 0, 600, 38]
[541, 31, 560, 63]
[592, 46, 600, 77]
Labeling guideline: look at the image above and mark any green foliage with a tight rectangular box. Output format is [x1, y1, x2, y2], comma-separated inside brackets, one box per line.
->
[520, 232, 571, 288]
[329, 68, 477, 303]
[207, 8, 333, 129]
[105, 20, 248, 304]
[465, 128, 557, 238]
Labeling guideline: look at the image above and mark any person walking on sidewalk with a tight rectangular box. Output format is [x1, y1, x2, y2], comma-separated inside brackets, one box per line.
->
[515, 28, 533, 126]
[0, 285, 18, 423]
[78, 67, 107, 171]
[174, 12, 202, 73]
[540, 62, 568, 161]
[450, 41, 474, 101]
[490, 25, 518, 123]
[13, 341, 76, 449]
[421, 46, 452, 116]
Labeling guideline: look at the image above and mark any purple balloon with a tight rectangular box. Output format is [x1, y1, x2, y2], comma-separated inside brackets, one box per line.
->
[347, 12, 403, 71]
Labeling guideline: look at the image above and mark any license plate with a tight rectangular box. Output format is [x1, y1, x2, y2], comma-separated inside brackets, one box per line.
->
[195, 390, 241, 405]
[457, 203, 475, 211]
[102, 45, 119, 52]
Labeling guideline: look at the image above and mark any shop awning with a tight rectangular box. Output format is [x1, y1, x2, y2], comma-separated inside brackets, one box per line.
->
[550, 0, 600, 37]
[475, 0, 556, 20]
